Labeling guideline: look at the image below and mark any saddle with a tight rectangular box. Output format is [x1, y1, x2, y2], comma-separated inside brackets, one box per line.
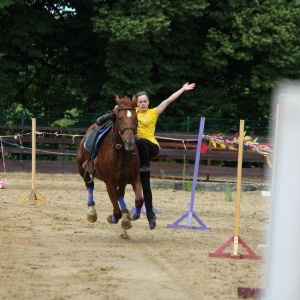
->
[84, 121, 112, 154]
[83, 120, 113, 179]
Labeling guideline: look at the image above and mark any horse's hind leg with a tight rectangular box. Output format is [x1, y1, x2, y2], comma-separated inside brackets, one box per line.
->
[86, 181, 97, 223]
[77, 137, 99, 223]
[78, 161, 98, 223]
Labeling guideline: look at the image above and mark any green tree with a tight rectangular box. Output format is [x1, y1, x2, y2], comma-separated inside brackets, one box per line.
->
[0, 0, 299, 124]
[92, 0, 208, 114]
[0, 0, 108, 112]
[202, 0, 300, 119]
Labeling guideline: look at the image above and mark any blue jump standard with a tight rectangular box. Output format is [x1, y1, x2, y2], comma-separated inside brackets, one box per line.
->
[167, 117, 210, 230]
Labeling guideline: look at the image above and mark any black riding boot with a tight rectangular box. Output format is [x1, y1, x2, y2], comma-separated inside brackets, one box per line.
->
[147, 212, 157, 230]
[140, 172, 156, 230]
[96, 113, 111, 126]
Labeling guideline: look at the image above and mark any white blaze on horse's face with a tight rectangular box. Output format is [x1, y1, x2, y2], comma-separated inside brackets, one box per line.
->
[127, 110, 132, 118]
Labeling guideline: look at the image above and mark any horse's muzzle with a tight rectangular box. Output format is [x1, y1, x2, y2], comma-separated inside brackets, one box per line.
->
[124, 139, 135, 151]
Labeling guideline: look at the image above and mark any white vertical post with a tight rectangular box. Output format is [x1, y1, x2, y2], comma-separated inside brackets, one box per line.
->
[265, 83, 300, 299]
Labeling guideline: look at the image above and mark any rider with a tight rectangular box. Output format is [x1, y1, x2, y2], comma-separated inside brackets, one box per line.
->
[135, 82, 196, 229]
[92, 82, 196, 229]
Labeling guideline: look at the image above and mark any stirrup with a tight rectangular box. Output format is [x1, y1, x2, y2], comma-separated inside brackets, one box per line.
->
[83, 159, 95, 184]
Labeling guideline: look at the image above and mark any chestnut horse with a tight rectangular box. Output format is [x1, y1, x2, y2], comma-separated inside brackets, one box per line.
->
[76, 96, 144, 230]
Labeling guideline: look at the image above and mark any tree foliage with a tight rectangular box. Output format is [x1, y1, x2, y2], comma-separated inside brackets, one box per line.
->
[0, 0, 299, 121]
[202, 0, 300, 119]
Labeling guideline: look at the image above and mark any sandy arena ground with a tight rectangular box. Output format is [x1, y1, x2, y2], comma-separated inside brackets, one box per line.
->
[0, 173, 269, 300]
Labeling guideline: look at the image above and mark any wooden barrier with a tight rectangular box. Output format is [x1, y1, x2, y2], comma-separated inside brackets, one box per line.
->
[152, 132, 269, 181]
[0, 125, 269, 181]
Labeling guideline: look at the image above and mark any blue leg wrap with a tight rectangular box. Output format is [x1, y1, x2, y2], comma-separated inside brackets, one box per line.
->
[111, 215, 118, 224]
[118, 197, 127, 210]
[87, 187, 95, 206]
[133, 207, 141, 220]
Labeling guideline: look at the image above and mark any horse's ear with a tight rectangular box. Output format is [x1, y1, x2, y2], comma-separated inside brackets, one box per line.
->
[132, 95, 137, 107]
[115, 95, 120, 105]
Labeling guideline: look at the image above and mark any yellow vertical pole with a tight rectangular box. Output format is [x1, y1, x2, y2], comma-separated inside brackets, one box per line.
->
[17, 118, 46, 204]
[233, 119, 244, 255]
[31, 118, 36, 191]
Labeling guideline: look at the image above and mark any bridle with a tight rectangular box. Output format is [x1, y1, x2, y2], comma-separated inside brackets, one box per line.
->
[113, 107, 137, 149]
[113, 107, 138, 190]
[116, 107, 137, 135]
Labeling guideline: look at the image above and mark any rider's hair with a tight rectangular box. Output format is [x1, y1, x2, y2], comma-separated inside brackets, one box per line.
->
[135, 91, 149, 100]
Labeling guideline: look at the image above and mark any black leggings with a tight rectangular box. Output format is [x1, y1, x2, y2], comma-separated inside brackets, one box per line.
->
[135, 138, 159, 166]
[135, 138, 159, 215]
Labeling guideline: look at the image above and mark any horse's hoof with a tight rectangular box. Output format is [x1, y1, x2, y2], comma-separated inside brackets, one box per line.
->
[127, 211, 134, 221]
[87, 213, 97, 223]
[127, 211, 138, 221]
[121, 220, 132, 230]
[107, 215, 119, 224]
[87, 206, 97, 223]
[86, 206, 97, 223]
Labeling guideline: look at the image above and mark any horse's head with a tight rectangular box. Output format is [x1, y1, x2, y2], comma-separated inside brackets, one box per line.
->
[113, 95, 137, 151]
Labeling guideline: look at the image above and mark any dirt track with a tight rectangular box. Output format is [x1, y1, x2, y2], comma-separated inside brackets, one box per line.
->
[0, 173, 269, 300]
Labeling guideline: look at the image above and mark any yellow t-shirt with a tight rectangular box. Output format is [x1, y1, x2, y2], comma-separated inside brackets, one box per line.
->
[136, 108, 159, 145]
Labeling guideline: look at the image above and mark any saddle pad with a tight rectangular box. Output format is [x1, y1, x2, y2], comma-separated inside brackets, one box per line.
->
[84, 122, 113, 153]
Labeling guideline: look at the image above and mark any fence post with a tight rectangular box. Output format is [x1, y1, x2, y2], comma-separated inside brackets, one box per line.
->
[20, 106, 25, 161]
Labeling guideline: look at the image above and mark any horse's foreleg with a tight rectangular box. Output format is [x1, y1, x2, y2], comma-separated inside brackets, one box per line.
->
[118, 196, 132, 230]
[127, 181, 144, 221]
[86, 181, 97, 223]
[117, 187, 132, 230]
[106, 186, 122, 225]
[77, 136, 99, 223]
[106, 186, 132, 230]
[107, 208, 132, 228]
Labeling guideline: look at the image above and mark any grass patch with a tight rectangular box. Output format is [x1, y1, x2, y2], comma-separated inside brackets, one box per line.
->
[224, 182, 234, 202]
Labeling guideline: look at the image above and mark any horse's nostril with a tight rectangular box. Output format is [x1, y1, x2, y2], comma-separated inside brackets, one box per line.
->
[124, 139, 135, 151]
